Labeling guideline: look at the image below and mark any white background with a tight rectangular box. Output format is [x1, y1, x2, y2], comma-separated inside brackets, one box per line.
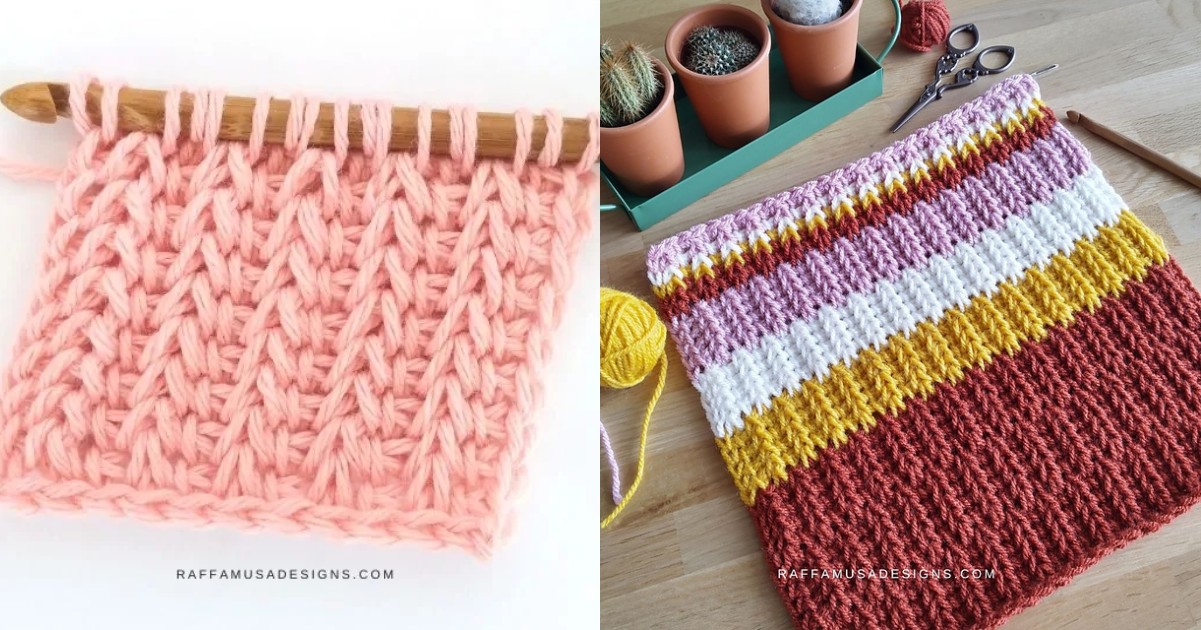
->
[0, 1, 599, 628]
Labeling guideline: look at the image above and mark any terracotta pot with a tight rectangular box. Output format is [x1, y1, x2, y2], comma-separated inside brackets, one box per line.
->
[665, 4, 771, 149]
[762, 0, 862, 101]
[599, 57, 685, 197]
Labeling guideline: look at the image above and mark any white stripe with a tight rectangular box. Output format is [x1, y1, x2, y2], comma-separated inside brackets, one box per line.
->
[647, 94, 1040, 288]
[693, 167, 1126, 437]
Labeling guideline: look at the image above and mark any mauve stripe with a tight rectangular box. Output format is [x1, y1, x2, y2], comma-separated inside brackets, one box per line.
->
[655, 110, 1057, 320]
[645, 75, 1044, 279]
[669, 125, 1093, 376]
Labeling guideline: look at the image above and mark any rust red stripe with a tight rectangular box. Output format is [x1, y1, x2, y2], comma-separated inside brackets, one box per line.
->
[659, 106, 1057, 321]
[747, 260, 1201, 630]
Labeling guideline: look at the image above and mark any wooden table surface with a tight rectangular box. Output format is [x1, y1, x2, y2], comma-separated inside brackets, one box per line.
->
[599, 0, 1201, 628]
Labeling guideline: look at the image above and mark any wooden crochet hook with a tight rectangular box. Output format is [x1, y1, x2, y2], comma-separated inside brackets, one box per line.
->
[1066, 110, 1201, 191]
[0, 82, 591, 163]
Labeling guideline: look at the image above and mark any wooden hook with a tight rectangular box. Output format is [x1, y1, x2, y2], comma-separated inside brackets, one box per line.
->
[1066, 110, 1201, 192]
[0, 82, 592, 163]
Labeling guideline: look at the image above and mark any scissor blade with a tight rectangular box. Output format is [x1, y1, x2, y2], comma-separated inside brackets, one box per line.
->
[890, 91, 936, 133]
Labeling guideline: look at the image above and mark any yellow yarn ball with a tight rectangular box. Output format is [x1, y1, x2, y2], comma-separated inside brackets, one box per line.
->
[600, 287, 666, 389]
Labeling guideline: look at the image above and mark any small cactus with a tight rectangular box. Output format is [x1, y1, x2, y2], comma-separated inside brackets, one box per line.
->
[686, 25, 724, 51]
[690, 47, 740, 76]
[682, 26, 762, 77]
[600, 42, 663, 127]
[730, 38, 760, 67]
[772, 0, 844, 26]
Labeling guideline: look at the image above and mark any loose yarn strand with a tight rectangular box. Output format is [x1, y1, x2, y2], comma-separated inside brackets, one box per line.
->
[0, 159, 62, 182]
[600, 354, 666, 529]
[599, 420, 622, 505]
[599, 287, 668, 529]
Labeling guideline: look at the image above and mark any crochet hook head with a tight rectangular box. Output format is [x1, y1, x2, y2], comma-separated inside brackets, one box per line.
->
[0, 82, 63, 123]
[1030, 64, 1060, 78]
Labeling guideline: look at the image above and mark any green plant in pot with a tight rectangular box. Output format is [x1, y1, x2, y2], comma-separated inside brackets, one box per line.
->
[599, 42, 685, 197]
[682, 25, 761, 76]
[762, 0, 863, 100]
[665, 4, 772, 149]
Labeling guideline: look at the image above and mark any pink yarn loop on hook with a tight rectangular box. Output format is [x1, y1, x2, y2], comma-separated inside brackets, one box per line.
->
[512, 109, 534, 175]
[537, 110, 563, 168]
[247, 93, 271, 163]
[68, 76, 94, 136]
[99, 82, 122, 143]
[360, 102, 392, 172]
[299, 99, 321, 153]
[189, 89, 225, 153]
[449, 106, 478, 174]
[575, 112, 601, 173]
[285, 96, 320, 154]
[416, 105, 432, 173]
[332, 100, 351, 167]
[161, 88, 183, 155]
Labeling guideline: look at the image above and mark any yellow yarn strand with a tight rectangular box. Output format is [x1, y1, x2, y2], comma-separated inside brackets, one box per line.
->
[601, 354, 666, 529]
[599, 288, 668, 529]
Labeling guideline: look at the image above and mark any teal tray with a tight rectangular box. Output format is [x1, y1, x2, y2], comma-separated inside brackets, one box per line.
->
[602, 18, 898, 231]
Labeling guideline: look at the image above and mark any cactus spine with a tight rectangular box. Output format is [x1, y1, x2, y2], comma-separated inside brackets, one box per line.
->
[682, 26, 761, 76]
[600, 42, 663, 127]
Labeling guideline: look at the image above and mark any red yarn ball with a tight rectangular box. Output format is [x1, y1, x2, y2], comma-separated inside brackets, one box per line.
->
[898, 0, 951, 53]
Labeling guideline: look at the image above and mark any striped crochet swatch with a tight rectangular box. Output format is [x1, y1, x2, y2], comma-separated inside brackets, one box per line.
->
[647, 74, 1201, 628]
[0, 79, 597, 557]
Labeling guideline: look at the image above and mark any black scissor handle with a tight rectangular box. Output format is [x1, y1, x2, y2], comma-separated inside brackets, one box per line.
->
[973, 45, 1016, 75]
[945, 23, 981, 57]
[938, 44, 1018, 95]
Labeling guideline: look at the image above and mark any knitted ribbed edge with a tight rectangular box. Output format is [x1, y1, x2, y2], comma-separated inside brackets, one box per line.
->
[753, 262, 1201, 629]
[645, 74, 1201, 627]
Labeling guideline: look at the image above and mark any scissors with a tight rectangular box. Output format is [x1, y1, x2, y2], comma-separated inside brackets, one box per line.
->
[890, 24, 1016, 133]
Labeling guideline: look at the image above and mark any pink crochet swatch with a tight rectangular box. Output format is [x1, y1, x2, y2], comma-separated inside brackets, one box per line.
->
[0, 79, 598, 557]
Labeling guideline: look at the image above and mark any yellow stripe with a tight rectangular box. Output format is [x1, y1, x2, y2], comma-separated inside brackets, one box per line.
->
[716, 211, 1168, 505]
[652, 99, 1048, 298]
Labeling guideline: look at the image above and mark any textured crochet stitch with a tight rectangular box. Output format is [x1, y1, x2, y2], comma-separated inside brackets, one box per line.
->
[0, 79, 598, 557]
[647, 74, 1201, 628]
